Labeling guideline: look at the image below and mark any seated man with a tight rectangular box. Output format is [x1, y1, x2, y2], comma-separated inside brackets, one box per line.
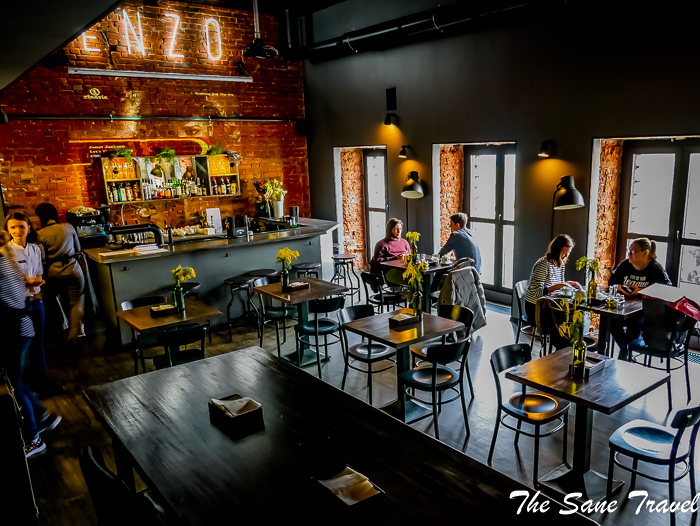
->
[439, 213, 481, 273]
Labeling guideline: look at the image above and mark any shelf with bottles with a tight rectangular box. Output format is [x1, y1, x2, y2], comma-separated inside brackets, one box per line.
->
[193, 155, 241, 197]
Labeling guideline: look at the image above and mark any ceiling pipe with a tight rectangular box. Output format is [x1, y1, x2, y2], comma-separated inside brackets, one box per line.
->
[5, 115, 296, 123]
[296, 0, 556, 61]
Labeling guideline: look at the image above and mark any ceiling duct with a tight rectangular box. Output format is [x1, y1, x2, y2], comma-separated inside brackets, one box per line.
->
[243, 0, 279, 59]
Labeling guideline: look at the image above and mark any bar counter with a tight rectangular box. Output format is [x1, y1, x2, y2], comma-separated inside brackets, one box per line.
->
[85, 218, 338, 344]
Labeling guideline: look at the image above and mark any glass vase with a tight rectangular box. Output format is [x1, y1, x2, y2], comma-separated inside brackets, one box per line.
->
[571, 340, 587, 379]
[587, 272, 597, 302]
[173, 281, 186, 313]
[281, 267, 290, 290]
[411, 291, 423, 320]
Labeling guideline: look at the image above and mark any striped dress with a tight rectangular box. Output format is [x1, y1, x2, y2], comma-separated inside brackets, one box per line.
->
[524, 256, 566, 306]
[0, 253, 34, 338]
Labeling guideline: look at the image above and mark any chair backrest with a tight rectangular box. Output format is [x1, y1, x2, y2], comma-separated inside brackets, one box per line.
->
[360, 272, 383, 295]
[667, 405, 700, 462]
[338, 305, 375, 325]
[155, 324, 206, 369]
[423, 339, 468, 366]
[254, 276, 281, 308]
[120, 295, 168, 311]
[436, 304, 474, 341]
[514, 280, 529, 321]
[79, 445, 132, 526]
[490, 344, 532, 408]
[641, 297, 697, 353]
[309, 296, 345, 315]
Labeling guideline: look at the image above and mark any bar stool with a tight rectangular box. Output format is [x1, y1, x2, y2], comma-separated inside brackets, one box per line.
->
[331, 254, 361, 305]
[292, 262, 321, 279]
[246, 269, 278, 278]
[224, 275, 259, 342]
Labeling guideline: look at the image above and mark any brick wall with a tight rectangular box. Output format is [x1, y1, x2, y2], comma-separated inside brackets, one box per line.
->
[439, 145, 464, 244]
[340, 148, 367, 269]
[594, 140, 624, 283]
[0, 0, 308, 229]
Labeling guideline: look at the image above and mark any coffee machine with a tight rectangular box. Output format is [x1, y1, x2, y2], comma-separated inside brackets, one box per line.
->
[66, 209, 108, 249]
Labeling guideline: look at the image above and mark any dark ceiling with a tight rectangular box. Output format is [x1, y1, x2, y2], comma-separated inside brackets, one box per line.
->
[0, 0, 345, 93]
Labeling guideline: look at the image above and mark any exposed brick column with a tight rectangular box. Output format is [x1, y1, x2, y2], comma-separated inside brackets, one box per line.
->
[340, 148, 367, 269]
[439, 145, 464, 245]
[594, 140, 624, 284]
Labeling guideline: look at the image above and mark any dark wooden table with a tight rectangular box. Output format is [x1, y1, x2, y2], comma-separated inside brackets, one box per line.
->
[254, 276, 348, 367]
[117, 297, 222, 333]
[506, 348, 670, 502]
[341, 308, 463, 423]
[83, 346, 595, 525]
[380, 258, 455, 311]
[545, 292, 643, 356]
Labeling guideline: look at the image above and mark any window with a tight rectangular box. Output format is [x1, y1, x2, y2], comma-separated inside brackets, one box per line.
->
[364, 150, 388, 264]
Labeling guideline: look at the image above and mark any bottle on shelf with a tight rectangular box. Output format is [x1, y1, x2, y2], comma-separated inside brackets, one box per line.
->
[212, 178, 219, 196]
[132, 183, 140, 201]
[108, 183, 115, 202]
[125, 184, 133, 201]
[165, 184, 172, 198]
[225, 177, 231, 194]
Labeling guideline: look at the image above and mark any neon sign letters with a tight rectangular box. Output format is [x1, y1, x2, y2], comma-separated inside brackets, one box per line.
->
[82, 10, 225, 62]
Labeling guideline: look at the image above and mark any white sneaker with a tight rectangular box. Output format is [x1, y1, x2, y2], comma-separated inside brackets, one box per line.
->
[25, 437, 47, 458]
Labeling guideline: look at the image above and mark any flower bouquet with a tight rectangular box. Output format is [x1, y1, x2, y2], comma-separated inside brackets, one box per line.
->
[403, 231, 427, 319]
[576, 256, 600, 303]
[276, 247, 300, 290]
[171, 265, 196, 312]
[558, 296, 587, 379]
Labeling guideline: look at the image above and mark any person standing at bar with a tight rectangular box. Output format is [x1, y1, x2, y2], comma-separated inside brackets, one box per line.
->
[608, 237, 672, 360]
[35, 203, 85, 346]
[4, 212, 62, 396]
[438, 213, 482, 273]
[0, 231, 61, 457]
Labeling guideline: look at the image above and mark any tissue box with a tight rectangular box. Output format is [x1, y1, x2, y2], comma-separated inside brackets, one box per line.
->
[317, 466, 385, 512]
[388, 312, 420, 328]
[282, 280, 310, 293]
[150, 304, 177, 318]
[208, 394, 264, 437]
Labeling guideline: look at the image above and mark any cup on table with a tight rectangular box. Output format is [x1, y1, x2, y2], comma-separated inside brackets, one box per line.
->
[560, 285, 573, 297]
[440, 254, 451, 265]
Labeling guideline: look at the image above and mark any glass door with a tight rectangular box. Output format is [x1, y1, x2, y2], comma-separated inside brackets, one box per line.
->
[363, 150, 388, 265]
[463, 145, 516, 293]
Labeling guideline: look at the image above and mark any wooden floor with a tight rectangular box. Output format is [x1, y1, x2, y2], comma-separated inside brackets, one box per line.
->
[29, 301, 700, 526]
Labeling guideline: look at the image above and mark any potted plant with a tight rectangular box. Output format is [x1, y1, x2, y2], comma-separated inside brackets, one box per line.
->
[110, 146, 133, 161]
[576, 256, 600, 302]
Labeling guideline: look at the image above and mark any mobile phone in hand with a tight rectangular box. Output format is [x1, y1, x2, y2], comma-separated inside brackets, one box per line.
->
[621, 285, 634, 294]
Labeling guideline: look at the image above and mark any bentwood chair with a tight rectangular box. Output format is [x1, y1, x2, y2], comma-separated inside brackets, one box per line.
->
[399, 339, 471, 441]
[120, 295, 168, 375]
[488, 344, 570, 488]
[606, 405, 700, 526]
[294, 296, 346, 379]
[629, 297, 697, 409]
[360, 272, 406, 313]
[337, 305, 396, 406]
[153, 323, 207, 370]
[514, 280, 536, 346]
[254, 276, 296, 357]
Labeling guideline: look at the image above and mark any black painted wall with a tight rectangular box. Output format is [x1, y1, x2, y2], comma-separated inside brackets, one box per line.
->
[302, 1, 700, 286]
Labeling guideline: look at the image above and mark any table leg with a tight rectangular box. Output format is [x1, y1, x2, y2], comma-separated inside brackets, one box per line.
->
[379, 346, 431, 424]
[539, 405, 623, 502]
[281, 301, 331, 369]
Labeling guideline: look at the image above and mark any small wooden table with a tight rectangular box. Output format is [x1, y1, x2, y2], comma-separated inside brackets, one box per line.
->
[253, 276, 348, 368]
[83, 346, 595, 524]
[380, 258, 455, 311]
[505, 348, 670, 502]
[341, 308, 464, 423]
[117, 297, 221, 333]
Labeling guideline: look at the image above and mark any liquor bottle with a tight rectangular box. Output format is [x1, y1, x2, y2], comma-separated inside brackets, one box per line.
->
[126, 184, 133, 201]
[225, 177, 231, 194]
[132, 183, 140, 201]
[118, 184, 126, 202]
[108, 183, 115, 202]
[165, 184, 172, 198]
[212, 178, 219, 196]
[219, 178, 225, 195]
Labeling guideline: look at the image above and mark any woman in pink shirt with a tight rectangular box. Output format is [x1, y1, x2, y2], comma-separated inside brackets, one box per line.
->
[371, 218, 410, 284]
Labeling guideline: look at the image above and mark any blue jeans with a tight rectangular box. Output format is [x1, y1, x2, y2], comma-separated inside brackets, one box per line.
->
[16, 336, 45, 439]
[27, 299, 46, 382]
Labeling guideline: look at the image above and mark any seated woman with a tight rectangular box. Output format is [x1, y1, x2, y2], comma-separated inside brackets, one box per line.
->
[370, 218, 410, 286]
[524, 234, 582, 322]
[608, 237, 672, 360]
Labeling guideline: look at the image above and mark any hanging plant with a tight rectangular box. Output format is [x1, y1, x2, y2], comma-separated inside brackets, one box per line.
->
[110, 147, 133, 161]
[155, 147, 176, 164]
[207, 144, 223, 156]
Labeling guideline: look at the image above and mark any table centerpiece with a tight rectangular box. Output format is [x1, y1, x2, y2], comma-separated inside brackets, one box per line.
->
[558, 295, 587, 379]
[171, 265, 196, 313]
[277, 247, 300, 291]
[403, 231, 427, 320]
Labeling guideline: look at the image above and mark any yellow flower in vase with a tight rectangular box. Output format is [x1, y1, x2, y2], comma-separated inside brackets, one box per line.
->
[171, 265, 196, 284]
[276, 247, 300, 271]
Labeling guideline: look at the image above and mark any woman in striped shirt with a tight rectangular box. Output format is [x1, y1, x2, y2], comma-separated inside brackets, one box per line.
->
[524, 234, 582, 321]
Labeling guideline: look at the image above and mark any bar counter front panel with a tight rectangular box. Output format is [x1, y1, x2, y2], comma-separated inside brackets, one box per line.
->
[85, 219, 337, 344]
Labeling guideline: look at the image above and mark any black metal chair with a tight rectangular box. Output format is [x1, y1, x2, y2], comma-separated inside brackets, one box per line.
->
[337, 305, 396, 406]
[606, 405, 700, 526]
[514, 280, 536, 345]
[79, 445, 170, 525]
[360, 272, 406, 313]
[254, 276, 296, 356]
[628, 297, 697, 410]
[294, 296, 346, 379]
[488, 343, 570, 488]
[120, 295, 168, 375]
[410, 305, 475, 398]
[152, 323, 207, 370]
[398, 339, 471, 441]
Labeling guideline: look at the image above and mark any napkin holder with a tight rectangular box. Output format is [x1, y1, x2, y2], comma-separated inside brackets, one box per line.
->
[388, 312, 420, 328]
[569, 352, 608, 379]
[282, 280, 310, 293]
[208, 393, 264, 438]
[316, 465, 385, 514]
[150, 304, 177, 318]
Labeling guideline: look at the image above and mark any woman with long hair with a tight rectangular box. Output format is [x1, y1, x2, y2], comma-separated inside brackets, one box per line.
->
[370, 218, 410, 285]
[524, 234, 582, 322]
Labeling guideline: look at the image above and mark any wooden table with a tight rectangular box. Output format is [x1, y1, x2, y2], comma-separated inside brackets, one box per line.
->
[83, 346, 595, 525]
[546, 292, 643, 356]
[506, 348, 670, 502]
[117, 297, 221, 333]
[253, 276, 348, 368]
[341, 308, 464, 423]
[380, 258, 455, 311]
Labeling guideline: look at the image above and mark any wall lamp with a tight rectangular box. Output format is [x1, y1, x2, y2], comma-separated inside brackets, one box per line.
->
[538, 140, 555, 158]
[384, 113, 397, 126]
[398, 145, 411, 158]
